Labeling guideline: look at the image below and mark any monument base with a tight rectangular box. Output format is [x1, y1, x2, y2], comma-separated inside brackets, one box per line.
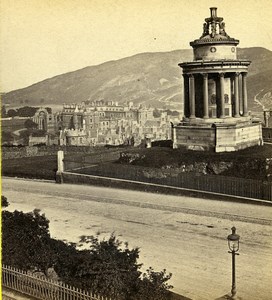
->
[173, 121, 263, 152]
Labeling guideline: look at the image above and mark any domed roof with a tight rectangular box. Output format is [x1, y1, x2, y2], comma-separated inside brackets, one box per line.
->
[190, 7, 239, 47]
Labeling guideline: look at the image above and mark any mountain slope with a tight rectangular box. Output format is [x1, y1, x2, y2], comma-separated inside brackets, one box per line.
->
[2, 47, 272, 112]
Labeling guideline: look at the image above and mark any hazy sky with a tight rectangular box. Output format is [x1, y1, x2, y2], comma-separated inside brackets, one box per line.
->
[1, 0, 272, 92]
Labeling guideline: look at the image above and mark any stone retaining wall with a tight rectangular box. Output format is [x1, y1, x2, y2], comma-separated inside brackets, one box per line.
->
[2, 145, 121, 160]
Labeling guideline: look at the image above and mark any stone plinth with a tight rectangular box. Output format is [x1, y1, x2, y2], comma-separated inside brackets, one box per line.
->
[173, 122, 262, 152]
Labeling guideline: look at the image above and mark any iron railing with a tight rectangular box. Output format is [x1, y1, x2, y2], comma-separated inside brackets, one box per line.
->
[2, 265, 112, 300]
[63, 162, 272, 201]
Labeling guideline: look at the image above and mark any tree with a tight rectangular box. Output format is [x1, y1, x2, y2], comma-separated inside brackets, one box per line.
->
[17, 106, 37, 117]
[45, 107, 52, 114]
[7, 109, 17, 117]
[2, 208, 55, 275]
[166, 109, 180, 116]
[55, 234, 142, 300]
[1, 105, 7, 118]
[153, 108, 161, 118]
[132, 267, 173, 300]
[2, 195, 9, 208]
[24, 119, 38, 130]
[55, 234, 173, 300]
[2, 131, 14, 144]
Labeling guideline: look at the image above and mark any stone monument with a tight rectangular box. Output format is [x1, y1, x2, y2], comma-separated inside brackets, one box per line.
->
[173, 7, 263, 152]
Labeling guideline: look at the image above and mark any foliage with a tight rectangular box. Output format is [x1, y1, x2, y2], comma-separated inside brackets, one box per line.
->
[55, 234, 142, 299]
[17, 106, 38, 117]
[7, 109, 17, 117]
[153, 108, 161, 118]
[2, 131, 14, 144]
[24, 119, 38, 129]
[132, 267, 173, 300]
[166, 109, 180, 116]
[2, 195, 9, 208]
[1, 105, 7, 118]
[45, 107, 52, 114]
[5, 106, 52, 118]
[19, 129, 31, 144]
[2, 208, 55, 275]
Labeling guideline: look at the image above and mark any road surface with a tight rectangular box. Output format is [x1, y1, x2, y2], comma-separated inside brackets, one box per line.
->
[2, 178, 272, 300]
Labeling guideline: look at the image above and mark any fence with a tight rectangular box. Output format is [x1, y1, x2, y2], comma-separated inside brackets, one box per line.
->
[2, 265, 112, 300]
[63, 151, 121, 171]
[63, 162, 272, 201]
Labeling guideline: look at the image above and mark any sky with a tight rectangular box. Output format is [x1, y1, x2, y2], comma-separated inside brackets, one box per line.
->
[1, 0, 272, 92]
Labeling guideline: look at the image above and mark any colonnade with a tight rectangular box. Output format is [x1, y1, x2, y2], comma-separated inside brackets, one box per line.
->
[183, 72, 248, 119]
[32, 116, 46, 130]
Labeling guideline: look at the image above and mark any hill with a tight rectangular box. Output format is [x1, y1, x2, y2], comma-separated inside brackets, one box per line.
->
[2, 47, 272, 112]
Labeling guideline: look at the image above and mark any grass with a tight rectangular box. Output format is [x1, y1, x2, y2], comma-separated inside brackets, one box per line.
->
[2, 144, 271, 181]
[2, 155, 57, 180]
[118, 144, 272, 166]
[115, 144, 272, 180]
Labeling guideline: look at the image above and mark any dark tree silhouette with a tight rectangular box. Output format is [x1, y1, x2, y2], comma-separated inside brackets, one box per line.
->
[2, 208, 55, 275]
[1, 195, 9, 208]
[1, 105, 7, 118]
[7, 109, 17, 117]
[24, 119, 38, 130]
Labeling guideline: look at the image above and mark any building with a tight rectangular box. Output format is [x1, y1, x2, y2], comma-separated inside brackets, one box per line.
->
[32, 107, 55, 133]
[263, 109, 272, 142]
[172, 7, 263, 152]
[56, 101, 171, 146]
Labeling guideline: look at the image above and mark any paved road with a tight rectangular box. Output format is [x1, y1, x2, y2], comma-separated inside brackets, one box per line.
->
[2, 178, 272, 300]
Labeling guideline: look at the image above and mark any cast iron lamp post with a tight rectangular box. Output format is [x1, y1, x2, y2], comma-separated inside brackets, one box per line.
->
[227, 226, 240, 298]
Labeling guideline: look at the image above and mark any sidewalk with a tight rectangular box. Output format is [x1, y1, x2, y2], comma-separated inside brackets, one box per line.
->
[2, 288, 36, 300]
[215, 294, 243, 300]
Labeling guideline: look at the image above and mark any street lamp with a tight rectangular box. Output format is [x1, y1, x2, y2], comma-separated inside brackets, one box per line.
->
[227, 226, 240, 298]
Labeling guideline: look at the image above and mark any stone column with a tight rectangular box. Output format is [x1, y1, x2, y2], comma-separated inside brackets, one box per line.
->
[202, 73, 209, 119]
[172, 125, 177, 149]
[234, 72, 240, 118]
[183, 74, 190, 118]
[189, 74, 196, 119]
[56, 150, 64, 184]
[219, 73, 225, 118]
[242, 72, 248, 116]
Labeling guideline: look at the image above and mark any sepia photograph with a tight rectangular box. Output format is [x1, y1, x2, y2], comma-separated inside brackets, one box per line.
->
[1, 0, 272, 299]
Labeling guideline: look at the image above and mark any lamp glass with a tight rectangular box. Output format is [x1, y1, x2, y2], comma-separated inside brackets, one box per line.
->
[228, 239, 239, 252]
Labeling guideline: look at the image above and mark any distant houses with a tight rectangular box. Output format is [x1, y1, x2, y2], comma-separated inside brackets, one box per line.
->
[56, 100, 173, 146]
[1, 101, 180, 147]
[1, 100, 271, 147]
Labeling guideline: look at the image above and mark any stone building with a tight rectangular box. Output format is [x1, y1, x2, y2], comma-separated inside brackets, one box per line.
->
[173, 7, 263, 152]
[56, 101, 171, 146]
[32, 107, 55, 133]
[263, 109, 272, 142]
